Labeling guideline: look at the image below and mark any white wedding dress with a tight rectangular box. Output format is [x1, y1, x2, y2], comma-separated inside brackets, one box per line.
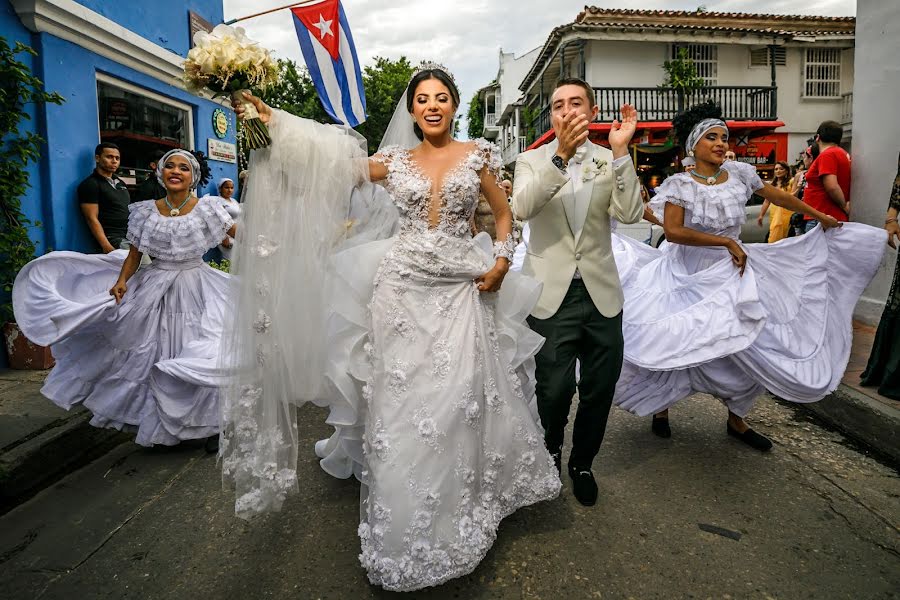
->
[219, 112, 560, 592]
[610, 160, 886, 416]
[13, 198, 234, 445]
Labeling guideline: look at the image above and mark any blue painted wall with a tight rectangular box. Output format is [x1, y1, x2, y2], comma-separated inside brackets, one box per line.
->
[0, 0, 236, 254]
[36, 33, 238, 252]
[73, 0, 224, 57]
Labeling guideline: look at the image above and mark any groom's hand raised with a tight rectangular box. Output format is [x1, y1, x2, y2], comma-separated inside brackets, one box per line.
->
[553, 109, 590, 163]
[231, 91, 272, 125]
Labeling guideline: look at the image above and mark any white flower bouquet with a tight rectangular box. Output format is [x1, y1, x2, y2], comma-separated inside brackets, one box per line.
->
[183, 24, 278, 149]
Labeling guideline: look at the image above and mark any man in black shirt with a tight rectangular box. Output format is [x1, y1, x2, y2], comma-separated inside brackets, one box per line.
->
[77, 142, 131, 252]
[132, 149, 167, 202]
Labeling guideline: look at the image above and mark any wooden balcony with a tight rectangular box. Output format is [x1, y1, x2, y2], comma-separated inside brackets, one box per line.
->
[526, 86, 778, 145]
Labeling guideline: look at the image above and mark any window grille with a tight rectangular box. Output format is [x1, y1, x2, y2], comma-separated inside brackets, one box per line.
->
[804, 48, 841, 98]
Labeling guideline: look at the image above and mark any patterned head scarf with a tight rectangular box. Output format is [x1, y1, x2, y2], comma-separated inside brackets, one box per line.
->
[682, 118, 728, 166]
[156, 149, 201, 191]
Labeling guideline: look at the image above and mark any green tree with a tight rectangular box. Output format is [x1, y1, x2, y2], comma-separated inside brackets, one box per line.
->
[355, 56, 415, 155]
[261, 58, 330, 123]
[466, 92, 485, 140]
[662, 47, 705, 94]
[0, 37, 65, 322]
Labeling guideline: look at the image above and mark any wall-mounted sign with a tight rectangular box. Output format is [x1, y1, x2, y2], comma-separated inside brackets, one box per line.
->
[208, 139, 237, 163]
[212, 108, 229, 139]
[189, 11, 214, 48]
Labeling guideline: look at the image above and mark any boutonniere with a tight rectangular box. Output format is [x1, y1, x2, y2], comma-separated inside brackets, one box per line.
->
[582, 158, 608, 182]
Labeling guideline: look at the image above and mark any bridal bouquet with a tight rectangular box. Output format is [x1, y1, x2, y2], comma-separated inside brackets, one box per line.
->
[183, 24, 278, 149]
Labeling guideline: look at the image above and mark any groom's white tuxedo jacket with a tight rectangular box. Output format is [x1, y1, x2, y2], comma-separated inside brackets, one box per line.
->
[512, 139, 643, 320]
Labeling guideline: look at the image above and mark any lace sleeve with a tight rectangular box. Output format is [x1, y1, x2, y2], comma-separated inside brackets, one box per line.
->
[473, 139, 503, 186]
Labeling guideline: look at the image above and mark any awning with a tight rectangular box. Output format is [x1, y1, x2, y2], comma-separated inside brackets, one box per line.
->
[528, 120, 785, 150]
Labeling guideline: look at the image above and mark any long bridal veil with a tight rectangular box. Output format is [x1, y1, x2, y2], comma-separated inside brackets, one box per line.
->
[219, 111, 383, 518]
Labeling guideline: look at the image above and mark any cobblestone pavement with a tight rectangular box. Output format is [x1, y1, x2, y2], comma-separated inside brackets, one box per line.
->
[1, 393, 897, 599]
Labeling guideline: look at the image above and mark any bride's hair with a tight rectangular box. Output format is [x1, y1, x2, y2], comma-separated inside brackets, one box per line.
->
[405, 68, 460, 140]
[672, 100, 723, 148]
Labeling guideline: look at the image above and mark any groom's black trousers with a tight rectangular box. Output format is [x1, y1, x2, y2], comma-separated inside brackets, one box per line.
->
[527, 279, 624, 470]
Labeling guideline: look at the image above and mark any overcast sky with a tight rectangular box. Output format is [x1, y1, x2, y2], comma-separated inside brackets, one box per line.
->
[222, 0, 855, 135]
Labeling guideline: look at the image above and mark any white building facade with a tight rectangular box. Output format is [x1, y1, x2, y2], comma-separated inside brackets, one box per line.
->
[481, 9, 855, 175]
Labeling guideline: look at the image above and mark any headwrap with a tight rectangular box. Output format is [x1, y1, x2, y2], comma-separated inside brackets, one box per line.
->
[682, 118, 728, 166]
[156, 149, 201, 191]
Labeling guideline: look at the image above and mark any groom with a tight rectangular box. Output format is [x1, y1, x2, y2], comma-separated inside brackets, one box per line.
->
[511, 78, 642, 506]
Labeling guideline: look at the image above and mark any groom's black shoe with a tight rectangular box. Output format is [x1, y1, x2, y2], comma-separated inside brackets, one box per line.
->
[568, 465, 598, 506]
[727, 423, 773, 452]
[651, 416, 672, 438]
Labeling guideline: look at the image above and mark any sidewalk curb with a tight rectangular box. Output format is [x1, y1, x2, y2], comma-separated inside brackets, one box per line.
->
[798, 383, 900, 465]
[0, 411, 129, 514]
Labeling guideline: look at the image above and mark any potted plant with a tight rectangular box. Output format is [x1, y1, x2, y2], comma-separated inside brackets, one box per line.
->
[1, 37, 65, 369]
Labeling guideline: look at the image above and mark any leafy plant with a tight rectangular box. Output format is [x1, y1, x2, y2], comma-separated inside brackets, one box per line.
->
[354, 56, 415, 155]
[0, 37, 65, 323]
[467, 92, 485, 140]
[662, 47, 706, 95]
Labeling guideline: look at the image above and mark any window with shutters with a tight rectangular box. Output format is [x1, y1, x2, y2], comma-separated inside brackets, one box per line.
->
[673, 44, 718, 85]
[749, 47, 786, 67]
[803, 48, 841, 98]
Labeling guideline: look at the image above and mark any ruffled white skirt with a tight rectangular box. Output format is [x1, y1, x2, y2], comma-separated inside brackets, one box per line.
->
[313, 230, 560, 591]
[13, 250, 230, 445]
[612, 223, 886, 416]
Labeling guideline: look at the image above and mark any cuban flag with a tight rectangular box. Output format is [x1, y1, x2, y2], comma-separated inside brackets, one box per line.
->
[292, 0, 367, 127]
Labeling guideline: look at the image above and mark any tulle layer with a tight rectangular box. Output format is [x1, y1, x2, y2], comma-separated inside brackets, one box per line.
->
[613, 222, 886, 415]
[13, 251, 229, 445]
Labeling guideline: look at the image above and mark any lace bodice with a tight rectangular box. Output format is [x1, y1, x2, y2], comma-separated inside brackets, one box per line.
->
[650, 160, 764, 237]
[126, 198, 234, 261]
[374, 139, 502, 238]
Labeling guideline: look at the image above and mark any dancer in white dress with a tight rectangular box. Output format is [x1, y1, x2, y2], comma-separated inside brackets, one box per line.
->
[612, 102, 886, 449]
[13, 150, 236, 450]
[222, 66, 560, 591]
[202, 177, 241, 259]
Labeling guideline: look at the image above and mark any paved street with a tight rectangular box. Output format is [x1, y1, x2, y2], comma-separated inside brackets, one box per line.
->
[1, 393, 898, 600]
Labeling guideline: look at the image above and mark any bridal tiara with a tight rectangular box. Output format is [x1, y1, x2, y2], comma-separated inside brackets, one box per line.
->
[414, 61, 456, 83]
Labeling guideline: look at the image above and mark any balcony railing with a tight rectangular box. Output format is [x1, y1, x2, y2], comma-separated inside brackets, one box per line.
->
[501, 135, 528, 165]
[841, 92, 853, 125]
[484, 113, 498, 127]
[525, 86, 778, 145]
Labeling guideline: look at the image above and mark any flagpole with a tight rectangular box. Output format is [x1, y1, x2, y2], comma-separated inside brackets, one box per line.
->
[224, 0, 326, 26]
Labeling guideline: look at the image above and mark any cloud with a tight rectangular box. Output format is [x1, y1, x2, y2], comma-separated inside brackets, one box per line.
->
[223, 0, 855, 137]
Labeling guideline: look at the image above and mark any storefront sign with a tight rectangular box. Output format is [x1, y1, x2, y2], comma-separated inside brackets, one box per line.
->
[208, 139, 237, 163]
[212, 108, 229, 139]
[189, 11, 214, 47]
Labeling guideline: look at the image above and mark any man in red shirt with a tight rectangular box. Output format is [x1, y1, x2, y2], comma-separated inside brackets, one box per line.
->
[801, 120, 851, 233]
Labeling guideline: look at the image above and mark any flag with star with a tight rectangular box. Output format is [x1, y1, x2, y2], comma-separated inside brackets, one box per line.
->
[291, 0, 367, 127]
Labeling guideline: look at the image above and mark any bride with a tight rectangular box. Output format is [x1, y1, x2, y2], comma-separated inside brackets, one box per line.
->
[221, 65, 561, 591]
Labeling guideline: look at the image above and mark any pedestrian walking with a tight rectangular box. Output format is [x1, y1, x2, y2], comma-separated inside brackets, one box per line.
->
[758, 161, 794, 242]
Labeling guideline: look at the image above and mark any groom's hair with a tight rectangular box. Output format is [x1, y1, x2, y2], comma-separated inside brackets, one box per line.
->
[553, 78, 596, 107]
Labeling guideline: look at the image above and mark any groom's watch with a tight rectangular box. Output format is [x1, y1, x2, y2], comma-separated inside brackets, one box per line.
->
[551, 153, 568, 173]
